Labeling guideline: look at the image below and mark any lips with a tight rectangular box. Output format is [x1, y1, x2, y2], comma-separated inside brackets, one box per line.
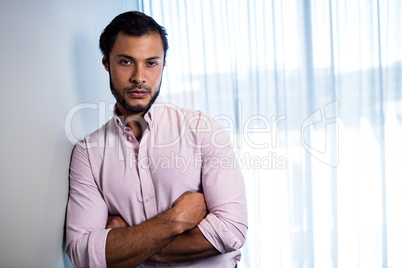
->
[127, 90, 149, 98]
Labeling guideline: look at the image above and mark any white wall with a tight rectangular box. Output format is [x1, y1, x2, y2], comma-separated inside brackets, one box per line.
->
[0, 1, 137, 267]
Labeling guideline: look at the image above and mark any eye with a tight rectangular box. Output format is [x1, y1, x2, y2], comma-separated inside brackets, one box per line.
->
[120, 59, 132, 65]
[147, 61, 158, 67]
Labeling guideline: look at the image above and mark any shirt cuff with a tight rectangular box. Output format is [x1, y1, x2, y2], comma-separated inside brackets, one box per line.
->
[197, 213, 241, 254]
[68, 229, 111, 268]
[87, 229, 110, 268]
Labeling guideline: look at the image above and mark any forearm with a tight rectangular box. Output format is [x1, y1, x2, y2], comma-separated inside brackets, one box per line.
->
[106, 209, 183, 267]
[148, 227, 220, 263]
[106, 192, 207, 267]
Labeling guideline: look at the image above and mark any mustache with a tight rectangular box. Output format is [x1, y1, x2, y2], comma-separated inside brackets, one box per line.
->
[124, 84, 152, 92]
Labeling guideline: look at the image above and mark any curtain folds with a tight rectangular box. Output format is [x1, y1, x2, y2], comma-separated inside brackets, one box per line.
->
[141, 0, 402, 267]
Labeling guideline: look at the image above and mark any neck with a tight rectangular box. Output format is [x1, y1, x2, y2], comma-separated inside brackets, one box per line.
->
[116, 103, 148, 141]
[127, 119, 147, 141]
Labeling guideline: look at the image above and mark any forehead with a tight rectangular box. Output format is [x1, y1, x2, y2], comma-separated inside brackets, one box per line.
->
[110, 32, 164, 58]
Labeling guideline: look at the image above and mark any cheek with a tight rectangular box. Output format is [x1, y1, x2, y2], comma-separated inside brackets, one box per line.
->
[111, 68, 130, 85]
[149, 71, 163, 86]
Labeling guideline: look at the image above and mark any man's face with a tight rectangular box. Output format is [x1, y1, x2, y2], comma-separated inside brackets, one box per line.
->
[103, 32, 165, 117]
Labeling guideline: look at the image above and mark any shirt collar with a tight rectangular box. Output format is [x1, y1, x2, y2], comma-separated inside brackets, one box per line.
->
[112, 96, 166, 130]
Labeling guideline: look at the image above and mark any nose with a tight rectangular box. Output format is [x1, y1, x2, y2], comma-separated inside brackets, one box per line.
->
[130, 65, 146, 85]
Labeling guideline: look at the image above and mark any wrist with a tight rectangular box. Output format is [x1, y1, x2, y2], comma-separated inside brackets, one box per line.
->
[148, 250, 165, 263]
[159, 207, 187, 235]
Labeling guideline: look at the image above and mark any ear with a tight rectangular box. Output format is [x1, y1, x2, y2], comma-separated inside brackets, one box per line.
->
[102, 54, 109, 71]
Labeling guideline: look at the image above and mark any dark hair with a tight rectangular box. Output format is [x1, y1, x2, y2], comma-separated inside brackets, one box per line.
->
[99, 11, 168, 62]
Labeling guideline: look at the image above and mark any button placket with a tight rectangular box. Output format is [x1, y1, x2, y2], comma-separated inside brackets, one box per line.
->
[137, 141, 158, 219]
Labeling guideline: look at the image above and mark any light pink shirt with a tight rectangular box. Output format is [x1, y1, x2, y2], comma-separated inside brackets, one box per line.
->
[65, 100, 248, 267]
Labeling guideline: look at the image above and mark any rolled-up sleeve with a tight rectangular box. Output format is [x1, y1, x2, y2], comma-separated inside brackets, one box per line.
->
[66, 142, 110, 268]
[197, 115, 248, 254]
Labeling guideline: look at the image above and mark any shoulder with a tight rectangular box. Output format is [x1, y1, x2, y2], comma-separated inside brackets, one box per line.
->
[162, 104, 202, 119]
[75, 118, 117, 152]
[161, 104, 221, 132]
[162, 105, 231, 150]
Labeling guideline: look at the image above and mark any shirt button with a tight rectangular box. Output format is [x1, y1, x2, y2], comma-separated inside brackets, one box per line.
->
[145, 197, 150, 203]
[128, 136, 133, 141]
[141, 163, 147, 169]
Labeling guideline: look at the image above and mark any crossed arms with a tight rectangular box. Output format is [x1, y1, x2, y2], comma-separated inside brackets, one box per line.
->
[66, 145, 247, 268]
[104, 192, 219, 267]
[66, 173, 223, 267]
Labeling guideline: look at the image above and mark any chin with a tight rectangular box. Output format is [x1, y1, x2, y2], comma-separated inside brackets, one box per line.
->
[122, 99, 151, 113]
[128, 98, 149, 107]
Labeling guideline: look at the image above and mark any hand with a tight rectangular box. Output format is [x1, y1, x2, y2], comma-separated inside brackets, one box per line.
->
[172, 192, 207, 232]
[106, 215, 129, 229]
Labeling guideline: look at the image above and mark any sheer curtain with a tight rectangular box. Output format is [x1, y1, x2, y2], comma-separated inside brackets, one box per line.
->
[139, 0, 402, 267]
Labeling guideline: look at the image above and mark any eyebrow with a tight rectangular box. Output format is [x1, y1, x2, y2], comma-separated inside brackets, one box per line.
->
[116, 54, 162, 61]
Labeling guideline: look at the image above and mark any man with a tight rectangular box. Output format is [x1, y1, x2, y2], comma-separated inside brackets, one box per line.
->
[65, 11, 247, 267]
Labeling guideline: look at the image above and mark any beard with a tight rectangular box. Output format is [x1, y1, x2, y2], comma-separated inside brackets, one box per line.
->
[109, 72, 162, 114]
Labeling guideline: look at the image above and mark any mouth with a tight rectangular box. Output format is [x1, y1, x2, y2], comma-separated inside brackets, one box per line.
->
[126, 90, 149, 99]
